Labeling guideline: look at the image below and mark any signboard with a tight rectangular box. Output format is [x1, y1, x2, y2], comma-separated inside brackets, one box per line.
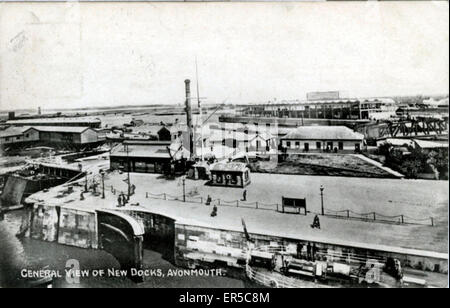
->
[281, 197, 307, 215]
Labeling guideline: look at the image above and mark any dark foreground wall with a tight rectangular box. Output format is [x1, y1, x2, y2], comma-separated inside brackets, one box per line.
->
[174, 223, 448, 274]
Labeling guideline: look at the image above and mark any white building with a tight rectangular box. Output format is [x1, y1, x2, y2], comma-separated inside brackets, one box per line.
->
[207, 129, 276, 154]
[280, 126, 364, 153]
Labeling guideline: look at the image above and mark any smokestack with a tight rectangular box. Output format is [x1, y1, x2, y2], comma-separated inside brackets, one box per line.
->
[184, 79, 193, 156]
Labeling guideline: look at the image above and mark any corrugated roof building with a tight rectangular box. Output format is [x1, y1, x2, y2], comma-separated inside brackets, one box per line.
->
[6, 117, 101, 128]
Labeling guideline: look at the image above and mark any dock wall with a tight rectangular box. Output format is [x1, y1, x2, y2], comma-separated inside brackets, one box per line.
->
[24, 203, 448, 274]
[174, 223, 448, 274]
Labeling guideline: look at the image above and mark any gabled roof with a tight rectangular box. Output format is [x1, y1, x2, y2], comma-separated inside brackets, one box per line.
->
[6, 117, 101, 125]
[211, 162, 248, 172]
[209, 130, 274, 143]
[0, 126, 37, 138]
[31, 126, 92, 133]
[146, 125, 171, 135]
[282, 126, 363, 141]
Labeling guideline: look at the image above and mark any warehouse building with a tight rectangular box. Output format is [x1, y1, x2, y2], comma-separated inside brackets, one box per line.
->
[0, 126, 102, 151]
[0, 127, 40, 145]
[109, 141, 191, 174]
[5, 117, 101, 128]
[239, 91, 397, 121]
[280, 126, 364, 153]
[35, 126, 100, 145]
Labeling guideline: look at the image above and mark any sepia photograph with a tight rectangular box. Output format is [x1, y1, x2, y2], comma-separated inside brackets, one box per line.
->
[0, 0, 448, 292]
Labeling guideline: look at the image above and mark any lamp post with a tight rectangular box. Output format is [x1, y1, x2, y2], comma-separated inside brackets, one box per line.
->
[100, 170, 105, 199]
[182, 175, 186, 202]
[320, 185, 324, 216]
[125, 144, 131, 201]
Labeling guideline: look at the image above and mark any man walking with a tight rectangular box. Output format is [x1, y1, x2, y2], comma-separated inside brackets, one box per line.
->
[311, 214, 321, 229]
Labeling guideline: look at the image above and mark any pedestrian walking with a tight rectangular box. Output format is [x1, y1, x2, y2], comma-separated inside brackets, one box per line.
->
[310, 214, 321, 229]
[242, 190, 247, 201]
[210, 204, 217, 217]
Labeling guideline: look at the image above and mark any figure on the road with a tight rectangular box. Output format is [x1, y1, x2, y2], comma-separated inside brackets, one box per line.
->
[205, 195, 212, 205]
[117, 193, 124, 207]
[311, 214, 321, 229]
[242, 190, 247, 201]
[210, 204, 217, 217]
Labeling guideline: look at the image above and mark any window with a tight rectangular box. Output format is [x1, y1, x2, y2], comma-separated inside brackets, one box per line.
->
[286, 141, 291, 148]
[338, 142, 344, 150]
[25, 134, 29, 138]
[327, 142, 333, 151]
[256, 140, 260, 149]
[295, 141, 300, 148]
[304, 143, 309, 152]
[316, 142, 321, 150]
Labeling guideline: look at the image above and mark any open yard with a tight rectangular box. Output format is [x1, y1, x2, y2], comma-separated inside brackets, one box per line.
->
[247, 153, 397, 178]
[27, 168, 449, 254]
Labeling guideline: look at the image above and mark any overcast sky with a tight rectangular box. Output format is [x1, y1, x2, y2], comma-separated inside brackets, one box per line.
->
[0, 2, 448, 111]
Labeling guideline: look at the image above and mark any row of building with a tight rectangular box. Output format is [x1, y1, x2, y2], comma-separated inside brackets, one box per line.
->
[238, 91, 398, 121]
[108, 125, 365, 177]
[0, 126, 102, 149]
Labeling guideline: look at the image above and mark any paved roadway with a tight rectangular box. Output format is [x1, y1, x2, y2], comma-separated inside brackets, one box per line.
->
[27, 169, 448, 254]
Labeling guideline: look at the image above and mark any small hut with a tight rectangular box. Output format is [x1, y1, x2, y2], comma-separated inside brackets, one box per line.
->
[209, 162, 251, 188]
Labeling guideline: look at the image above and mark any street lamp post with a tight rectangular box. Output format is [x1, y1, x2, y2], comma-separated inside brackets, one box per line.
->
[125, 144, 131, 201]
[320, 185, 324, 216]
[100, 170, 105, 199]
[182, 176, 186, 202]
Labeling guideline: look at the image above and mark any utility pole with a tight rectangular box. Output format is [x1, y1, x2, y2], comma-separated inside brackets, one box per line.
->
[320, 185, 325, 216]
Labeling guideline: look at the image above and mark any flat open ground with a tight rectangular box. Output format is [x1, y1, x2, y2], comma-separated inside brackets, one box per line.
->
[27, 167, 449, 255]
[249, 154, 396, 178]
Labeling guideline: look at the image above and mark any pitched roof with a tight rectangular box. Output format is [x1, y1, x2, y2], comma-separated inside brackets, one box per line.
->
[413, 139, 448, 149]
[0, 126, 36, 138]
[31, 126, 92, 133]
[6, 117, 101, 125]
[282, 126, 363, 141]
[211, 162, 248, 172]
[110, 144, 171, 159]
[209, 130, 274, 143]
